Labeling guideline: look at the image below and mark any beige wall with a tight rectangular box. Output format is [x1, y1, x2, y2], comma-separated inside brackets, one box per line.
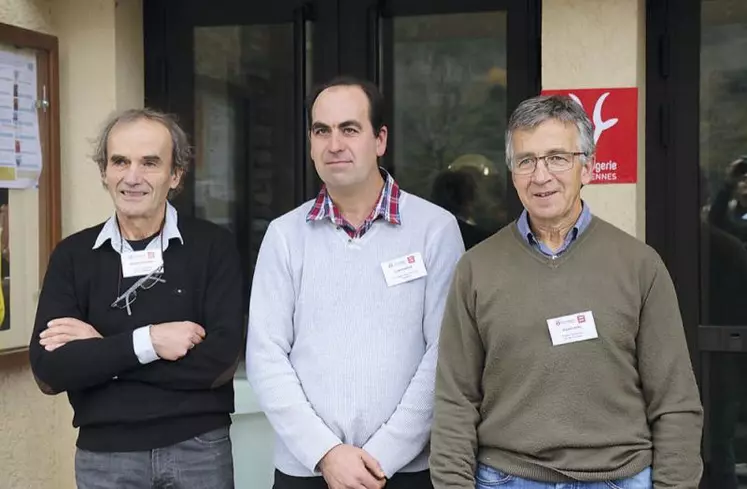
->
[542, 0, 646, 239]
[57, 0, 116, 235]
[0, 2, 76, 487]
[0, 0, 143, 488]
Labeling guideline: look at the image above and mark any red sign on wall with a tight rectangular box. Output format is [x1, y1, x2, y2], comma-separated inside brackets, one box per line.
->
[540, 87, 638, 184]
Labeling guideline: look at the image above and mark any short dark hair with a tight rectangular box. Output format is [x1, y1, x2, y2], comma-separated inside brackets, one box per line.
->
[306, 75, 385, 136]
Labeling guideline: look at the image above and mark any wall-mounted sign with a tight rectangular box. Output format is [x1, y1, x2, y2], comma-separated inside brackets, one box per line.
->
[541, 87, 638, 184]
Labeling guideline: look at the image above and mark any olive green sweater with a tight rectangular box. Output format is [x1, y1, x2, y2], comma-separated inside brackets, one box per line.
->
[430, 217, 703, 488]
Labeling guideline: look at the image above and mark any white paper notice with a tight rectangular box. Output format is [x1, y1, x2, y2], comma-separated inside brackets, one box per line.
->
[0, 47, 41, 189]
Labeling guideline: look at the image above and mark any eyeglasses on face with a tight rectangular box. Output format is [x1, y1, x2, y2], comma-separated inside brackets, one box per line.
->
[511, 152, 587, 175]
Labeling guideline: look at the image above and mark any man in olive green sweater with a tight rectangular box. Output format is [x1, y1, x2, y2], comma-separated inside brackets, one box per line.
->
[430, 95, 703, 489]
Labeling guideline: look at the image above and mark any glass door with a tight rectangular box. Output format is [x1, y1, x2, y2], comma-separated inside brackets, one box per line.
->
[647, 0, 747, 487]
[699, 1, 747, 487]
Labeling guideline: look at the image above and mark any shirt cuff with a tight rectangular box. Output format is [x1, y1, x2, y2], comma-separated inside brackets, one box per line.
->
[132, 325, 159, 364]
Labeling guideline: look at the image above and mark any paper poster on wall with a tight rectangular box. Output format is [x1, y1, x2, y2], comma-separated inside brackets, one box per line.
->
[541, 87, 638, 184]
[0, 48, 42, 189]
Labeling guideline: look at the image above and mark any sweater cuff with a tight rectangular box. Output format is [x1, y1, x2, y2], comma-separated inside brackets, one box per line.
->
[363, 434, 406, 478]
[302, 430, 343, 475]
[132, 326, 159, 364]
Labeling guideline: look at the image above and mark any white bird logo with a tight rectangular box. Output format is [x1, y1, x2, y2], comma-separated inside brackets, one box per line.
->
[568, 92, 618, 144]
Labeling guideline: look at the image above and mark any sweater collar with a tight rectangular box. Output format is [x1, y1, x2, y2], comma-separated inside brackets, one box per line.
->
[517, 201, 592, 257]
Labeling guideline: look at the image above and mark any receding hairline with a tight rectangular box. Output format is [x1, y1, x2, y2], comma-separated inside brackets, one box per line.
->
[104, 117, 176, 163]
[108, 115, 172, 134]
[106, 116, 173, 143]
[310, 84, 372, 124]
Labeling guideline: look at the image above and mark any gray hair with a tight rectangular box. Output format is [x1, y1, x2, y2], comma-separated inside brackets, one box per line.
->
[505, 95, 595, 168]
[92, 108, 192, 196]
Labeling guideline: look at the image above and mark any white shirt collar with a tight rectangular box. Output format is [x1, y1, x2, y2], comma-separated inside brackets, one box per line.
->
[93, 201, 184, 254]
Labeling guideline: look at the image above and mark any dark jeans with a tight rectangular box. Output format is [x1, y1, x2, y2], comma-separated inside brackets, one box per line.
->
[75, 426, 234, 489]
[273, 469, 433, 489]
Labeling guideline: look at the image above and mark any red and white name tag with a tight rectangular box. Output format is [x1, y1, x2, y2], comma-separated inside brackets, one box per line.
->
[546, 310, 598, 346]
[121, 249, 163, 278]
[381, 252, 427, 287]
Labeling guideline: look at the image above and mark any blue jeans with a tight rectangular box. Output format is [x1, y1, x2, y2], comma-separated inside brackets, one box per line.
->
[475, 464, 652, 489]
[75, 426, 234, 489]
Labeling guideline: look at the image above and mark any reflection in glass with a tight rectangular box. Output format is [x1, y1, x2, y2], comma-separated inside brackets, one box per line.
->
[699, 1, 747, 487]
[388, 12, 508, 249]
[193, 24, 302, 282]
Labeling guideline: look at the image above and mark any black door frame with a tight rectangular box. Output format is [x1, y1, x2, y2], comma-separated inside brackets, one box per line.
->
[646, 0, 700, 370]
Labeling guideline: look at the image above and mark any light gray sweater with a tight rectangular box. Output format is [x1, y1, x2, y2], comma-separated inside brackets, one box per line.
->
[246, 191, 464, 477]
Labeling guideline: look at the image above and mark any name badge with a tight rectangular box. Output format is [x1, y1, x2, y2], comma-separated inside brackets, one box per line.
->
[121, 249, 163, 278]
[381, 252, 427, 287]
[546, 310, 598, 346]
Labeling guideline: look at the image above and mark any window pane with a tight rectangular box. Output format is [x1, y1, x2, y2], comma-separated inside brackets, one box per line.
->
[699, 1, 747, 487]
[193, 24, 302, 281]
[387, 12, 508, 249]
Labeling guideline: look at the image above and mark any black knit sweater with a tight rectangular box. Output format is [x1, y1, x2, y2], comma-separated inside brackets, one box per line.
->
[29, 216, 245, 452]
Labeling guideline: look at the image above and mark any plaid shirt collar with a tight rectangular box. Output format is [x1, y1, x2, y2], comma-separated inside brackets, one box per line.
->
[306, 168, 402, 238]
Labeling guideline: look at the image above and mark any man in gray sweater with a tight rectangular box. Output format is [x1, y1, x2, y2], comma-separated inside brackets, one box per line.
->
[247, 76, 464, 489]
[430, 95, 703, 489]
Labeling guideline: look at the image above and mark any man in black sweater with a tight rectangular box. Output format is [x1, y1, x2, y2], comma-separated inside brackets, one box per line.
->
[29, 108, 244, 489]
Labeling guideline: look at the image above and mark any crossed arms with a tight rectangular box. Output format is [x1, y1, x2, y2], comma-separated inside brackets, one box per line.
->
[29, 231, 244, 395]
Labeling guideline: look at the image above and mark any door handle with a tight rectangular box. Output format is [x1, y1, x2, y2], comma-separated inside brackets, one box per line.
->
[699, 325, 747, 352]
